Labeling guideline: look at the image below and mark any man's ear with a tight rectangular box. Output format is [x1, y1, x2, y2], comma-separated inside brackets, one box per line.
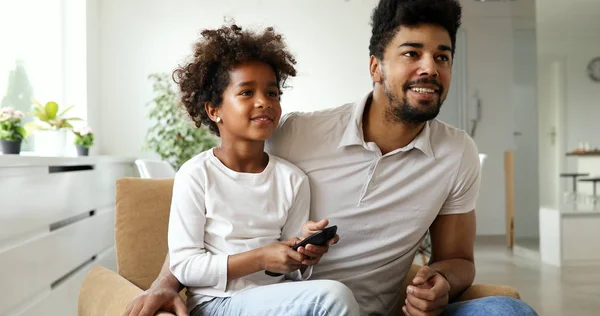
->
[205, 102, 220, 122]
[369, 55, 383, 84]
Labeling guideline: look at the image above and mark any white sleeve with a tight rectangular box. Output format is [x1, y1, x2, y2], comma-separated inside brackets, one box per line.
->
[280, 175, 310, 241]
[168, 167, 228, 291]
[440, 135, 481, 215]
[280, 175, 313, 281]
[265, 112, 297, 160]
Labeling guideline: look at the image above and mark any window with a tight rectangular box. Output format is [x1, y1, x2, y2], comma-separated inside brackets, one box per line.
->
[0, 0, 87, 151]
[0, 0, 64, 112]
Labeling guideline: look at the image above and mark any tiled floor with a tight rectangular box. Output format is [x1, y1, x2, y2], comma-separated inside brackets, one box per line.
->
[474, 237, 600, 316]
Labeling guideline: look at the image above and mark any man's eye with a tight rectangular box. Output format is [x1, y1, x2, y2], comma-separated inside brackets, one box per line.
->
[437, 55, 450, 62]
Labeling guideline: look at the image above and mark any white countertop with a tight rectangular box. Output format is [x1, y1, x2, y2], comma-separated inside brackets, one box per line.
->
[541, 203, 600, 216]
[0, 153, 135, 167]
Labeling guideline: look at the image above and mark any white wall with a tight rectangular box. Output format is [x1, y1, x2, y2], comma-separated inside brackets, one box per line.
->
[96, 0, 375, 157]
[512, 29, 539, 240]
[86, 0, 101, 155]
[561, 40, 600, 152]
[461, 15, 516, 236]
[91, 0, 524, 235]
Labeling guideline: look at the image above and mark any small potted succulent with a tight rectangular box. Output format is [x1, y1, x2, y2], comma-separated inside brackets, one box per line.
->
[0, 107, 27, 154]
[73, 125, 94, 156]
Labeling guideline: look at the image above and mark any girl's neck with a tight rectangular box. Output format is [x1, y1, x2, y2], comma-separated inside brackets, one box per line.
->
[213, 141, 269, 173]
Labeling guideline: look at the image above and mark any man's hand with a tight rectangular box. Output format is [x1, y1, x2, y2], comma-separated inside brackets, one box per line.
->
[402, 266, 450, 316]
[123, 286, 188, 316]
[298, 219, 339, 265]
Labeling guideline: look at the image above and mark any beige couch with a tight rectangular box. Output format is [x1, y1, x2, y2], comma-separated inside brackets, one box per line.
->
[78, 178, 520, 316]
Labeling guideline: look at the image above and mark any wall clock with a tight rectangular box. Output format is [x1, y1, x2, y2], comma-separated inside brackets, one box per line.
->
[588, 57, 600, 82]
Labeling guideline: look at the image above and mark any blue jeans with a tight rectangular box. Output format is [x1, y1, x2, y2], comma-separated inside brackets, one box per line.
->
[443, 296, 538, 316]
[190, 280, 360, 316]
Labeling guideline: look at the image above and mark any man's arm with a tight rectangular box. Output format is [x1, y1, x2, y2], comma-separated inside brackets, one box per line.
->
[402, 211, 476, 316]
[122, 254, 187, 316]
[427, 210, 476, 301]
[403, 136, 480, 316]
[153, 253, 184, 292]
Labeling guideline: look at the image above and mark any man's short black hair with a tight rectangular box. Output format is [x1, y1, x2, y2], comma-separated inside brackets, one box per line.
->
[369, 0, 462, 60]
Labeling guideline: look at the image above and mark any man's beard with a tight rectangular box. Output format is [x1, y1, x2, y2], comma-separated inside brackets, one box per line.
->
[383, 75, 445, 125]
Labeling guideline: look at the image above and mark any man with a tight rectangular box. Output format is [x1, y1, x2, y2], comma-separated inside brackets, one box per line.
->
[124, 0, 538, 315]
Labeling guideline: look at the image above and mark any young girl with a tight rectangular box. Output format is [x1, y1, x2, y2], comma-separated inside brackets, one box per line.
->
[168, 24, 359, 316]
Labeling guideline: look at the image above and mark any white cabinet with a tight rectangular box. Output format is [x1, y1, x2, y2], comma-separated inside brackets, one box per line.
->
[540, 205, 600, 266]
[0, 156, 135, 316]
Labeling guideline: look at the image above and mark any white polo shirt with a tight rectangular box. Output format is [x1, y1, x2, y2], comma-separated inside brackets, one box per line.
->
[266, 92, 481, 316]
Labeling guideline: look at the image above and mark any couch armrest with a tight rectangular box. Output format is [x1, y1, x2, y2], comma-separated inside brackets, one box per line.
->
[79, 266, 175, 316]
[455, 284, 521, 302]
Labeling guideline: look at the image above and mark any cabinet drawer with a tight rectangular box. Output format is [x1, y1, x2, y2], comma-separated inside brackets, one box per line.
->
[0, 208, 114, 314]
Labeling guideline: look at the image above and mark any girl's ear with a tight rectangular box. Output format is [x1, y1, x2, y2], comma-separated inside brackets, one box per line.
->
[205, 102, 220, 122]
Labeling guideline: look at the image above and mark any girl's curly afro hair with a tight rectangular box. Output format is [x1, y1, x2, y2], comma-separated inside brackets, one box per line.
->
[173, 24, 297, 136]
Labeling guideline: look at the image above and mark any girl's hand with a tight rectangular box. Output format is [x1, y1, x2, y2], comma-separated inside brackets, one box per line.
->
[259, 239, 305, 274]
[298, 219, 339, 265]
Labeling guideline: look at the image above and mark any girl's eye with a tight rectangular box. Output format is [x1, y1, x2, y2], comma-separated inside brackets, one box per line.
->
[403, 51, 418, 58]
[241, 90, 253, 96]
[268, 91, 279, 97]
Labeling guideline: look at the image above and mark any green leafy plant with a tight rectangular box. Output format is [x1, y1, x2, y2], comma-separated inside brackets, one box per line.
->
[73, 125, 94, 148]
[143, 73, 217, 170]
[26, 99, 82, 131]
[2, 60, 35, 150]
[2, 60, 33, 116]
[0, 107, 27, 141]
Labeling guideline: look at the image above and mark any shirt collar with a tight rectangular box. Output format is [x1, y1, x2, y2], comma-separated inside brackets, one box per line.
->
[337, 92, 435, 159]
[337, 93, 370, 148]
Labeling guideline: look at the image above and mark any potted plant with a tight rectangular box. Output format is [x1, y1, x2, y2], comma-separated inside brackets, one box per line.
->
[143, 73, 217, 170]
[0, 107, 27, 154]
[26, 99, 82, 156]
[73, 125, 94, 156]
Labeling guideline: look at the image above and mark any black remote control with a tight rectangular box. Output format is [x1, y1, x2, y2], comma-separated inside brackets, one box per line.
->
[265, 226, 338, 277]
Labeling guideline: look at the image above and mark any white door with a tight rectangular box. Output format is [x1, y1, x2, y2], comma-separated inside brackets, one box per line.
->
[538, 56, 567, 207]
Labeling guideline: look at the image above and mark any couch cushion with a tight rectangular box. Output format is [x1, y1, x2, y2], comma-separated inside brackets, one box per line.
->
[115, 177, 174, 290]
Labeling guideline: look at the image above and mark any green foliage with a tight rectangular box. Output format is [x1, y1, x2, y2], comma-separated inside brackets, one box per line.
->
[1, 60, 33, 115]
[143, 73, 217, 170]
[73, 126, 94, 148]
[0, 108, 27, 141]
[26, 99, 82, 131]
[1, 60, 34, 149]
[74, 134, 94, 148]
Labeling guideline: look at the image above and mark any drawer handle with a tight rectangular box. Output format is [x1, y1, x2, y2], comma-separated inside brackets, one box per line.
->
[48, 165, 94, 173]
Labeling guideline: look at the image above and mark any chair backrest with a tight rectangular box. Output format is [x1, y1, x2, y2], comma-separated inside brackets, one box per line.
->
[479, 153, 487, 167]
[115, 177, 174, 290]
[135, 159, 176, 179]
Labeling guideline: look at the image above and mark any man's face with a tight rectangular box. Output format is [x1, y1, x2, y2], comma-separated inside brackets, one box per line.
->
[374, 24, 453, 124]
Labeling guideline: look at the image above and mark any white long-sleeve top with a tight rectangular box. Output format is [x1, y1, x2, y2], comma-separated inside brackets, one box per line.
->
[168, 149, 311, 311]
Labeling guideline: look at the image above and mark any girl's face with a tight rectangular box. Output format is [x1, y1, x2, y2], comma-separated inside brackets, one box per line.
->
[213, 61, 282, 143]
